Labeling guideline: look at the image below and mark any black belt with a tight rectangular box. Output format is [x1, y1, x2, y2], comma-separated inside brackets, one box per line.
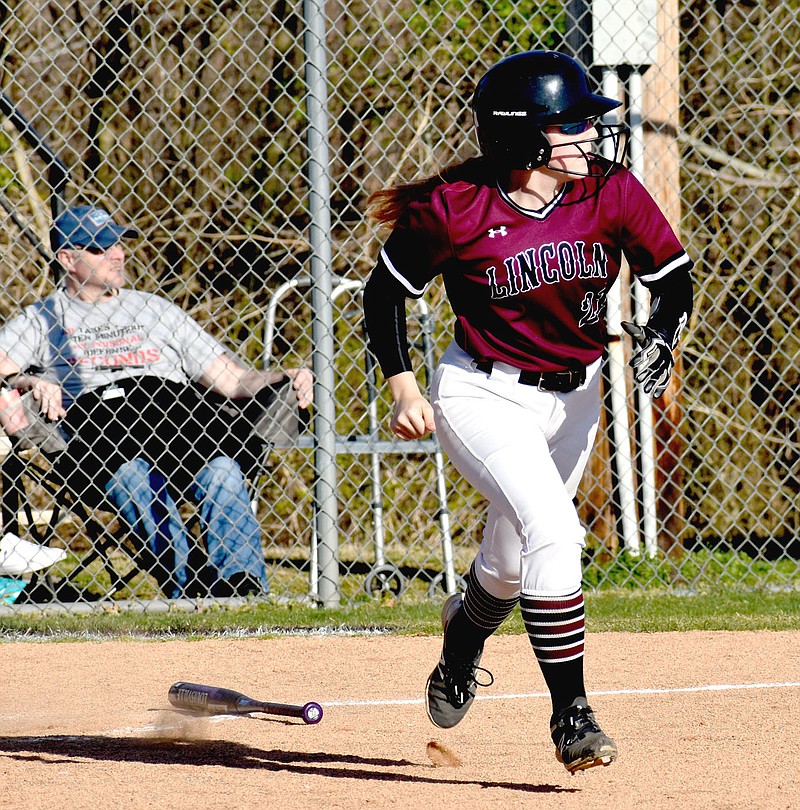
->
[475, 361, 586, 393]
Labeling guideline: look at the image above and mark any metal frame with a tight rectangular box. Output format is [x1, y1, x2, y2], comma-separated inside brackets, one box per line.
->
[263, 276, 463, 601]
[0, 448, 143, 601]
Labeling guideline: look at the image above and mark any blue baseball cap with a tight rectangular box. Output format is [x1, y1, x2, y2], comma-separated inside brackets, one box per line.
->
[53, 205, 138, 250]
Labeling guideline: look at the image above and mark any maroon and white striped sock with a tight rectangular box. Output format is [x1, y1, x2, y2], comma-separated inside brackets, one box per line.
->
[444, 563, 519, 661]
[462, 564, 520, 633]
[520, 588, 586, 712]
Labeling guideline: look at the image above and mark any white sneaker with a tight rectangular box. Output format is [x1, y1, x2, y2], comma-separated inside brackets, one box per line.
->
[0, 532, 67, 576]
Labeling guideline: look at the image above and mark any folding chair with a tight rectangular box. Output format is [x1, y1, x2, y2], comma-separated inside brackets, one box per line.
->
[0, 377, 307, 605]
[0, 441, 144, 602]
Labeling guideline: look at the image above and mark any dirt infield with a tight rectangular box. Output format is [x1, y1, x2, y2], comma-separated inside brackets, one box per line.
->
[1, 631, 798, 810]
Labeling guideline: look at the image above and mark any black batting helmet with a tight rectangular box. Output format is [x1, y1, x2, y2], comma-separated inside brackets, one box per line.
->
[472, 51, 622, 170]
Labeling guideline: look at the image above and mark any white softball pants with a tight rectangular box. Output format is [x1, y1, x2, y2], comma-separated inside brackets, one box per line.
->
[431, 342, 602, 600]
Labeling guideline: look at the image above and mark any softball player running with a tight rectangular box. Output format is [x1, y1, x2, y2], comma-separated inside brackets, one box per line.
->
[363, 50, 693, 774]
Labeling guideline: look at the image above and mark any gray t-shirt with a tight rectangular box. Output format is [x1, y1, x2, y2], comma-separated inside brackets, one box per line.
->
[0, 288, 227, 408]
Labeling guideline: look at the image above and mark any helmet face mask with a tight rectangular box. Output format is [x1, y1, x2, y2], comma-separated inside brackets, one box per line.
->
[542, 123, 628, 177]
[472, 51, 626, 174]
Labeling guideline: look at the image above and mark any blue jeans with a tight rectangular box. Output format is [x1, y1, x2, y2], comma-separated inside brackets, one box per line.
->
[104, 456, 269, 598]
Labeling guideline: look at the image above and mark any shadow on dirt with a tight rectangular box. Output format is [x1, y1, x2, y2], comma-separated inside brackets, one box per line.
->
[0, 735, 577, 794]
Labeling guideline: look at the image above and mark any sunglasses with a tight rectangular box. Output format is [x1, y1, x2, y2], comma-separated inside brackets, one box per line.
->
[75, 245, 114, 255]
[555, 119, 596, 135]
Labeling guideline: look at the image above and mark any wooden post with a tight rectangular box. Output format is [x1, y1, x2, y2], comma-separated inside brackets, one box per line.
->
[641, 0, 687, 551]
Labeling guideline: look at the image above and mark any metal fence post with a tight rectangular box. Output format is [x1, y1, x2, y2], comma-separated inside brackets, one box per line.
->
[303, 0, 340, 606]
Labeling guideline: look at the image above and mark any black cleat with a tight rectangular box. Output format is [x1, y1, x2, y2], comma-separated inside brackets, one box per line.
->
[425, 593, 494, 729]
[550, 697, 618, 774]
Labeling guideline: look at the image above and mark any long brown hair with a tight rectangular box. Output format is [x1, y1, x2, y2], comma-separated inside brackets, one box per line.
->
[366, 156, 495, 228]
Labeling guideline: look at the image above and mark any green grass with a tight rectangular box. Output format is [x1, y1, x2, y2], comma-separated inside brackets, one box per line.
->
[584, 590, 800, 632]
[583, 548, 800, 591]
[1, 589, 798, 640]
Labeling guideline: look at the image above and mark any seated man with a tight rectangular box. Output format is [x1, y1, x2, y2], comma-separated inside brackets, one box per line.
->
[0, 205, 313, 599]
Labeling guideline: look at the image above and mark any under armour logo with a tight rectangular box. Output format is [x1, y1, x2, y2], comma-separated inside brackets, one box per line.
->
[488, 226, 508, 238]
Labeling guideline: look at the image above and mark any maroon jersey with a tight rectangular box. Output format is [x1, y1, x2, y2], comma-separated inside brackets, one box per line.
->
[380, 165, 692, 372]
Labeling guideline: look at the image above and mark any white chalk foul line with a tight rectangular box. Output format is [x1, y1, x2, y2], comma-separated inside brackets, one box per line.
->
[320, 680, 800, 708]
[32, 681, 800, 737]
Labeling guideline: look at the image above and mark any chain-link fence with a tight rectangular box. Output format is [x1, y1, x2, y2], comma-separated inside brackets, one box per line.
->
[0, 1, 796, 610]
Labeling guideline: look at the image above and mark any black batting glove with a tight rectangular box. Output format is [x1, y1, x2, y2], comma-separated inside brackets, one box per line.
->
[621, 321, 675, 398]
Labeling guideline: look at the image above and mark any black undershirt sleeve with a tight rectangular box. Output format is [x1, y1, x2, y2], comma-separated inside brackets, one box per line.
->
[642, 264, 694, 348]
[362, 256, 415, 379]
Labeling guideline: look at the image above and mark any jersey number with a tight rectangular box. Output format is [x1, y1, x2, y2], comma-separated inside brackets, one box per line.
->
[578, 289, 608, 328]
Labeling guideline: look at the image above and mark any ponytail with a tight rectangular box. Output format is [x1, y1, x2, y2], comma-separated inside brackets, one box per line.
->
[366, 156, 493, 227]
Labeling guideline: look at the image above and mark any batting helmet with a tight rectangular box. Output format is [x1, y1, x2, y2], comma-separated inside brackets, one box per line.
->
[472, 51, 622, 170]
